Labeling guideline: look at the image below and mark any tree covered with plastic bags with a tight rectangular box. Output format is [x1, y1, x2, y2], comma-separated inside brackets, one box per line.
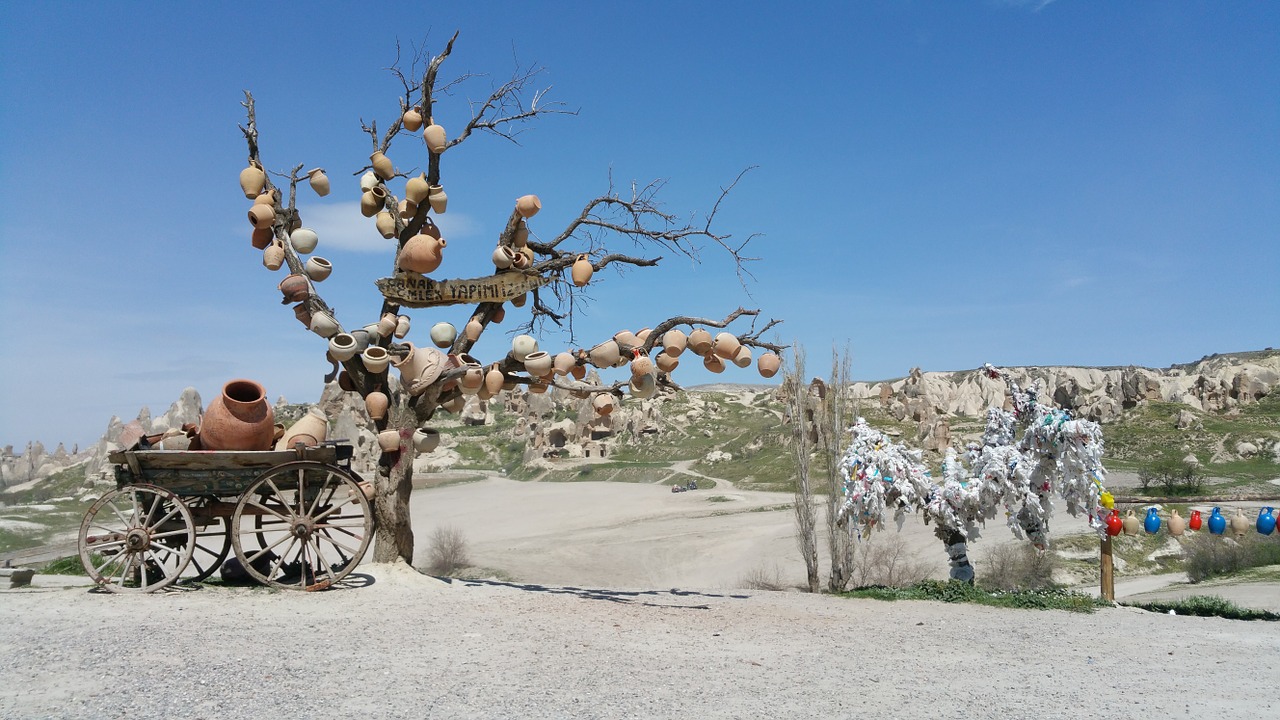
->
[836, 364, 1112, 582]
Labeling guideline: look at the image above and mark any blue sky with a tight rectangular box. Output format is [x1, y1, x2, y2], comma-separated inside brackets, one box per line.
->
[2, 1, 1277, 449]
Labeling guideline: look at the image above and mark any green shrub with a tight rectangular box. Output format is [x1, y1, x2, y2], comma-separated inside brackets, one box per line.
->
[843, 580, 1104, 613]
[1183, 532, 1280, 583]
[1137, 457, 1204, 495]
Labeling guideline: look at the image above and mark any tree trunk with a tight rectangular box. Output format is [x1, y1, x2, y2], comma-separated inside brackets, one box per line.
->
[372, 424, 417, 564]
[820, 345, 855, 593]
[786, 347, 821, 593]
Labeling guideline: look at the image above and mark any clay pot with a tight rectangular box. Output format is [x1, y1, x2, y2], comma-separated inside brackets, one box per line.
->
[307, 168, 330, 197]
[376, 312, 397, 338]
[359, 171, 378, 192]
[588, 340, 620, 368]
[529, 380, 548, 395]
[292, 303, 312, 328]
[1189, 510, 1203, 531]
[239, 163, 266, 199]
[1229, 508, 1251, 537]
[430, 322, 457, 349]
[461, 364, 484, 395]
[713, 332, 741, 360]
[278, 274, 310, 303]
[1168, 509, 1186, 537]
[251, 227, 273, 250]
[305, 257, 332, 282]
[630, 372, 657, 399]
[248, 204, 275, 229]
[553, 352, 576, 377]
[360, 187, 387, 217]
[1105, 509, 1122, 536]
[428, 185, 447, 214]
[572, 255, 593, 287]
[364, 391, 388, 420]
[361, 346, 391, 374]
[464, 319, 484, 342]
[511, 248, 531, 270]
[328, 333, 358, 362]
[662, 329, 687, 357]
[375, 211, 397, 239]
[511, 293, 527, 308]
[513, 222, 529, 247]
[412, 428, 440, 453]
[757, 352, 781, 379]
[1121, 510, 1140, 536]
[377, 430, 401, 453]
[523, 351, 553, 377]
[370, 151, 394, 181]
[614, 330, 640, 348]
[485, 365, 506, 395]
[253, 191, 276, 207]
[636, 328, 652, 343]
[424, 123, 447, 154]
[515, 194, 541, 218]
[290, 227, 319, 254]
[491, 306, 506, 324]
[399, 199, 417, 219]
[308, 309, 339, 338]
[630, 351, 654, 378]
[398, 233, 445, 274]
[405, 174, 430, 204]
[731, 345, 753, 369]
[276, 408, 328, 450]
[493, 246, 516, 270]
[570, 364, 586, 381]
[200, 379, 275, 451]
[593, 393, 616, 416]
[688, 329, 713, 356]
[337, 371, 356, 392]
[656, 353, 679, 374]
[394, 315, 410, 339]
[402, 107, 423, 132]
[391, 342, 446, 395]
[512, 335, 539, 362]
[349, 329, 373, 353]
[703, 353, 725, 374]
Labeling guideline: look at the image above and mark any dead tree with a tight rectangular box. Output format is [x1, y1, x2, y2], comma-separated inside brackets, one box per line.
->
[235, 32, 784, 565]
[785, 347, 820, 593]
[817, 346, 856, 592]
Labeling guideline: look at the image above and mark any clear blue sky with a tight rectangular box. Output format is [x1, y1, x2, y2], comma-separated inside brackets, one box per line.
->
[2, 1, 1277, 449]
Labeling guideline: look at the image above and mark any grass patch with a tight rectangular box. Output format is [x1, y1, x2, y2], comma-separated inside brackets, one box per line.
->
[1122, 595, 1280, 621]
[38, 554, 94, 576]
[706, 495, 733, 503]
[842, 580, 1106, 613]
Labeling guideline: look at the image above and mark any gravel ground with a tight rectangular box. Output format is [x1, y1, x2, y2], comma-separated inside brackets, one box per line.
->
[1, 564, 1277, 720]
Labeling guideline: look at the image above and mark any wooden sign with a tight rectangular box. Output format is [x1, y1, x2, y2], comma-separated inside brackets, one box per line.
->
[376, 271, 550, 308]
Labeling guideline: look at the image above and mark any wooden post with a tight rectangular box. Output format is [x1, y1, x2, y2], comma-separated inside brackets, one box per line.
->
[1100, 535, 1115, 602]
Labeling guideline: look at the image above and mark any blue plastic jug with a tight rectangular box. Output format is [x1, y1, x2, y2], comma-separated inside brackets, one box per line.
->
[1258, 507, 1277, 536]
[1143, 507, 1162, 534]
[1207, 507, 1227, 535]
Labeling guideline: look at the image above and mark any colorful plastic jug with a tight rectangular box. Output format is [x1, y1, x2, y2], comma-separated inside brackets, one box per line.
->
[1105, 509, 1123, 537]
[1207, 507, 1227, 535]
[1143, 507, 1162, 534]
[1189, 510, 1203, 531]
[1256, 507, 1276, 536]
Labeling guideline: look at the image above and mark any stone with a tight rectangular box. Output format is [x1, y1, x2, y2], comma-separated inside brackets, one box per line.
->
[1175, 409, 1197, 430]
[1235, 441, 1259, 458]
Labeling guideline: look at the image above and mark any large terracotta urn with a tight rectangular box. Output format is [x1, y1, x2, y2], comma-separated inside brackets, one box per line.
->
[200, 379, 275, 451]
[364, 391, 388, 420]
[398, 233, 445, 274]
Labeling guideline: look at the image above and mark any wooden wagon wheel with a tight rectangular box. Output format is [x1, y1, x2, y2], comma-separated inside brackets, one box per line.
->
[230, 460, 373, 591]
[182, 496, 232, 582]
[78, 484, 195, 593]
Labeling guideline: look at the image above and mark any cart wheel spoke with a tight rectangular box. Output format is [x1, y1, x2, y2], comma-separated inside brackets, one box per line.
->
[231, 460, 372, 590]
[79, 485, 194, 593]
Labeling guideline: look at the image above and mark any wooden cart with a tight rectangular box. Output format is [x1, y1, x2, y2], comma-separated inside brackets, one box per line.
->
[78, 443, 373, 593]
